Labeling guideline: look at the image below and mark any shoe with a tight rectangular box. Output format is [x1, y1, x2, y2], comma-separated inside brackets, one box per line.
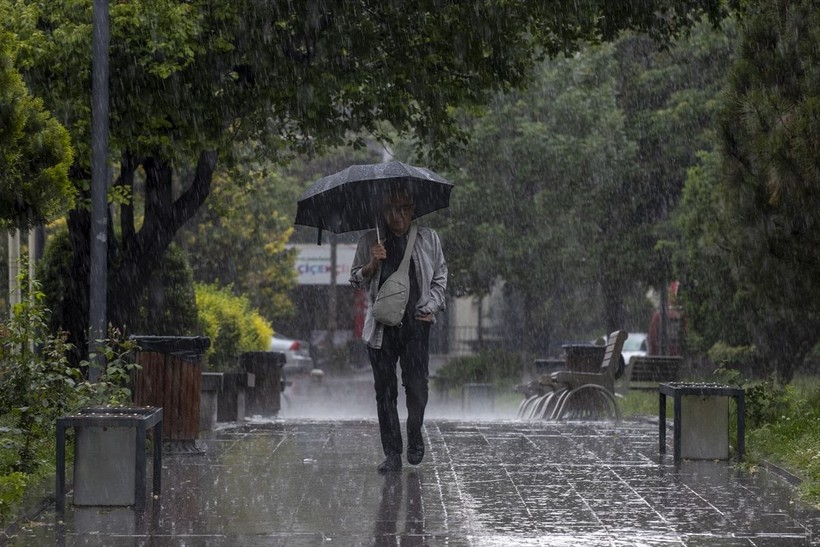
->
[377, 455, 402, 473]
[407, 434, 425, 465]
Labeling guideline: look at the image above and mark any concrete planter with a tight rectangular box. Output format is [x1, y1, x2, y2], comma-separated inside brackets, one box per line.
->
[240, 352, 285, 417]
[200, 372, 224, 432]
[217, 372, 255, 422]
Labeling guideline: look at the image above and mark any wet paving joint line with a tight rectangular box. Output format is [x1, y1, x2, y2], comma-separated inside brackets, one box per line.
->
[285, 422, 336, 539]
[431, 421, 473, 544]
[681, 481, 728, 520]
[268, 428, 290, 456]
[479, 428, 533, 520]
[557, 462, 616, 542]
[606, 463, 671, 527]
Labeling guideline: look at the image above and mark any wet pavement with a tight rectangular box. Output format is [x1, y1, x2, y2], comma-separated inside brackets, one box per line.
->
[4, 372, 820, 546]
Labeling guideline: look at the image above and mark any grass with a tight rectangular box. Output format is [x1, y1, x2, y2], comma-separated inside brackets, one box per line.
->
[619, 376, 820, 507]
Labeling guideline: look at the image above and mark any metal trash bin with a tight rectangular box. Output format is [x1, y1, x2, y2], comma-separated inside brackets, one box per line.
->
[131, 335, 210, 453]
[56, 406, 162, 512]
[659, 382, 746, 463]
[239, 351, 284, 417]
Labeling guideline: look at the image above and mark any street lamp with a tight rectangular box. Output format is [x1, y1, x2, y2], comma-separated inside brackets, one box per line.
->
[89, 0, 109, 380]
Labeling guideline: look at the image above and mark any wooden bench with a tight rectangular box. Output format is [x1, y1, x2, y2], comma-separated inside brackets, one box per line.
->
[623, 356, 683, 391]
[518, 330, 627, 421]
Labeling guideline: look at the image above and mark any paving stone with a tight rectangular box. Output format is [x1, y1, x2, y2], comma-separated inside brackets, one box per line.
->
[4, 414, 819, 546]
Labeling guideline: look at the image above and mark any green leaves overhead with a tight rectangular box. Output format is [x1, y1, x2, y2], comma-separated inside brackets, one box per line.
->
[1, 0, 728, 362]
[442, 18, 736, 353]
[702, 0, 820, 381]
[2, 0, 727, 167]
[0, 31, 73, 229]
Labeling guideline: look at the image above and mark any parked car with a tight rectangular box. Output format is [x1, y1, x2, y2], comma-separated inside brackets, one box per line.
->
[269, 333, 315, 375]
[621, 332, 648, 365]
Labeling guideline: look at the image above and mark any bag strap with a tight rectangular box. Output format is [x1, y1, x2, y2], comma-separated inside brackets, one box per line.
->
[396, 224, 417, 274]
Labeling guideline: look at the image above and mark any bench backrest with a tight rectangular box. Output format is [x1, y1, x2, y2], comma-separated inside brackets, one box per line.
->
[601, 330, 628, 381]
[629, 355, 682, 383]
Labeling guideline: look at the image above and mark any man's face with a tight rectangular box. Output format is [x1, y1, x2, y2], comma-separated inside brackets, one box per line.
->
[383, 193, 414, 236]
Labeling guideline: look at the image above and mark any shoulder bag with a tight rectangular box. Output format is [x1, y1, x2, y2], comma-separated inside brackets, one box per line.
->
[372, 224, 417, 327]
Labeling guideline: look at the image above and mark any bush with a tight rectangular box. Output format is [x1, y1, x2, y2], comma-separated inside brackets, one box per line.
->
[0, 271, 141, 521]
[133, 243, 200, 336]
[707, 342, 764, 378]
[0, 279, 81, 475]
[0, 472, 27, 520]
[195, 283, 273, 370]
[436, 349, 525, 385]
[38, 231, 200, 339]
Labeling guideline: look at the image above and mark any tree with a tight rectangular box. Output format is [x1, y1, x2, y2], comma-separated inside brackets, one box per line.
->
[687, 0, 820, 381]
[441, 18, 738, 354]
[442, 45, 639, 354]
[614, 20, 736, 296]
[1, 0, 727, 360]
[175, 154, 300, 328]
[0, 31, 73, 230]
[676, 150, 748, 354]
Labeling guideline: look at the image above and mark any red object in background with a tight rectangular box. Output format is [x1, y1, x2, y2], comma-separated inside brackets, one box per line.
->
[353, 290, 367, 340]
[648, 307, 684, 356]
[648, 281, 685, 356]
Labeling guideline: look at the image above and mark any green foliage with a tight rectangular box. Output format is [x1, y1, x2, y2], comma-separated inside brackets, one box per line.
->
[79, 329, 141, 406]
[436, 350, 525, 386]
[132, 243, 200, 336]
[0, 471, 26, 520]
[707, 342, 764, 378]
[38, 232, 200, 358]
[176, 158, 297, 327]
[0, 270, 141, 485]
[194, 283, 273, 371]
[0, 276, 81, 475]
[620, 390, 674, 418]
[0, 31, 74, 229]
[743, 380, 820, 504]
[33, 227, 75, 344]
[711, 361, 791, 429]
[681, 0, 820, 381]
[676, 150, 749, 354]
[443, 44, 636, 354]
[443, 21, 732, 354]
[742, 380, 792, 431]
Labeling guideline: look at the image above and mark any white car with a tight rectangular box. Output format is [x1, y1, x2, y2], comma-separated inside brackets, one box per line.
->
[621, 332, 648, 365]
[269, 333, 315, 375]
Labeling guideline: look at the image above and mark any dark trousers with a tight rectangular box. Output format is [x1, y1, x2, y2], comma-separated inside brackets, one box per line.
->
[368, 319, 430, 457]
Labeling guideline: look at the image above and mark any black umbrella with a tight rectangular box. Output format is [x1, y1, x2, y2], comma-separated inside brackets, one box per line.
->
[295, 160, 454, 244]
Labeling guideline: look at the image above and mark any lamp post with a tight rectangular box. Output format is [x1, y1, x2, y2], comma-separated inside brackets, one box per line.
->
[88, 0, 110, 380]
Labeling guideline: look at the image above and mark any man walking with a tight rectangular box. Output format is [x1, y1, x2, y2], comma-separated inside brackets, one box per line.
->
[350, 186, 447, 473]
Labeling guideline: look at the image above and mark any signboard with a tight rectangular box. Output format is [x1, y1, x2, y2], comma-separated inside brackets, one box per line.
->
[291, 244, 358, 285]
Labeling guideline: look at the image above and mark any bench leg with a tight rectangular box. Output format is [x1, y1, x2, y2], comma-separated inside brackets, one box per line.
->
[658, 392, 666, 454]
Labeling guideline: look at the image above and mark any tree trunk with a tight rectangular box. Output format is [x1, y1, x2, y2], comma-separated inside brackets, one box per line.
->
[61, 150, 217, 364]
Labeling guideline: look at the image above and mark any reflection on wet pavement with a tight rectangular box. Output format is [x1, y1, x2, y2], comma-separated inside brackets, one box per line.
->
[5, 416, 819, 546]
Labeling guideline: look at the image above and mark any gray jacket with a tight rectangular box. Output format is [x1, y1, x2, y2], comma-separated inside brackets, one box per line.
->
[349, 224, 447, 349]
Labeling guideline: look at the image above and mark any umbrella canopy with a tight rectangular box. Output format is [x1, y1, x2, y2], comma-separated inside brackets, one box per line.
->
[295, 161, 454, 239]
